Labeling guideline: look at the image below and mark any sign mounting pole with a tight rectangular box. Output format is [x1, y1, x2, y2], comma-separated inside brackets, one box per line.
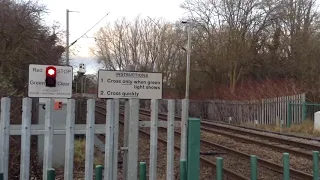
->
[123, 65, 134, 180]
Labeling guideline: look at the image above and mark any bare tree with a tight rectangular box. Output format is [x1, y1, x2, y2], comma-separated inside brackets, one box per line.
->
[92, 16, 186, 88]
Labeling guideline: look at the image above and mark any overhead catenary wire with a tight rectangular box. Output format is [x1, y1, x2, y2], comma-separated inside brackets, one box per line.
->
[69, 12, 110, 47]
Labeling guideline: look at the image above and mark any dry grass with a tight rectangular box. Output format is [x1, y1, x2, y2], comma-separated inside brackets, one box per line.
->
[241, 119, 320, 137]
[73, 138, 104, 171]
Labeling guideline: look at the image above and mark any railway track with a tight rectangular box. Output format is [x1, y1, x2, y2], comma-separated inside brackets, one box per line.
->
[201, 121, 320, 150]
[94, 100, 320, 142]
[138, 107, 320, 140]
[209, 120, 320, 142]
[136, 107, 320, 152]
[94, 102, 314, 179]
[138, 112, 313, 179]
[94, 103, 249, 180]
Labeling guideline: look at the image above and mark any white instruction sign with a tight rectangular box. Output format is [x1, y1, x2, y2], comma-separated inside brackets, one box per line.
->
[28, 64, 73, 98]
[98, 70, 163, 99]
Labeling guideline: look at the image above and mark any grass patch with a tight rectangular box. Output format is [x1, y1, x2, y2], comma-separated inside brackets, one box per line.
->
[241, 119, 320, 137]
[74, 138, 104, 171]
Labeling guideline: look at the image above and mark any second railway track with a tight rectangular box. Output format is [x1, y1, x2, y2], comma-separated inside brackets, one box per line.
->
[137, 107, 320, 152]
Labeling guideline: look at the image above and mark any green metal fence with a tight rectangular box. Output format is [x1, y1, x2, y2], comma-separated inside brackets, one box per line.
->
[288, 102, 320, 127]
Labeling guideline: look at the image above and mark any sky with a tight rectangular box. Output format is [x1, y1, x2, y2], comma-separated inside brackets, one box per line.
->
[40, 0, 186, 74]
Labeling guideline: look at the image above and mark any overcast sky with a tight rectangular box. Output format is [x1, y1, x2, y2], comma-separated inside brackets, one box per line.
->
[40, 0, 186, 74]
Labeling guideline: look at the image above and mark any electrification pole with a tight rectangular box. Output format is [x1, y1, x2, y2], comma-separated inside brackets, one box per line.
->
[66, 9, 69, 66]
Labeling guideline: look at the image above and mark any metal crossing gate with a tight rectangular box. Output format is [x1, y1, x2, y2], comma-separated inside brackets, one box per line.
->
[0, 97, 201, 180]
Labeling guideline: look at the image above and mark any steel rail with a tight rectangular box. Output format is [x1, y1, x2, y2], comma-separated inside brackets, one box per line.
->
[135, 106, 320, 142]
[201, 121, 320, 151]
[200, 126, 312, 160]
[134, 107, 320, 151]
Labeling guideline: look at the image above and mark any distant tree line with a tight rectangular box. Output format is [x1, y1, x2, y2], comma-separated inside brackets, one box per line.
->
[93, 0, 320, 101]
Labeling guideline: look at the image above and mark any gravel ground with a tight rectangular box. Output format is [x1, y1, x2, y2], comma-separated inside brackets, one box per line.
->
[171, 128, 285, 180]
[139, 126, 218, 180]
[138, 126, 182, 179]
[200, 142, 284, 180]
[202, 126, 317, 174]
[154, 125, 256, 180]
[201, 131, 307, 180]
[138, 115, 220, 179]
[138, 114, 259, 179]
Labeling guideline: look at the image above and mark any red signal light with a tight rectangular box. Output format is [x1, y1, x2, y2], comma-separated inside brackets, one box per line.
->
[47, 68, 55, 76]
[46, 67, 56, 76]
[45, 66, 56, 87]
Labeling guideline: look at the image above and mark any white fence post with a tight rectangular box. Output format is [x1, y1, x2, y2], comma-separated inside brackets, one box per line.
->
[0, 97, 11, 180]
[127, 99, 139, 180]
[149, 99, 159, 180]
[180, 99, 188, 160]
[43, 98, 54, 180]
[20, 98, 32, 180]
[85, 99, 95, 180]
[166, 100, 175, 180]
[113, 99, 120, 180]
[64, 99, 75, 180]
[105, 99, 115, 180]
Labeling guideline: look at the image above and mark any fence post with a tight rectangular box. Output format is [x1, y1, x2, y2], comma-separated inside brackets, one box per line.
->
[113, 99, 120, 180]
[123, 64, 135, 180]
[95, 165, 103, 180]
[313, 151, 319, 180]
[0, 97, 11, 180]
[181, 99, 189, 162]
[250, 155, 257, 180]
[47, 168, 55, 180]
[149, 99, 158, 180]
[127, 99, 140, 180]
[64, 99, 75, 180]
[139, 162, 146, 180]
[283, 153, 290, 180]
[287, 102, 292, 127]
[105, 99, 115, 179]
[167, 100, 175, 180]
[216, 157, 223, 180]
[180, 160, 187, 180]
[302, 102, 307, 121]
[43, 98, 54, 180]
[85, 99, 95, 180]
[20, 98, 32, 180]
[187, 118, 200, 180]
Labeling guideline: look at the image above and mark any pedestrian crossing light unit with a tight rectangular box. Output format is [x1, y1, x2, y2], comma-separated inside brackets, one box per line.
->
[45, 66, 57, 87]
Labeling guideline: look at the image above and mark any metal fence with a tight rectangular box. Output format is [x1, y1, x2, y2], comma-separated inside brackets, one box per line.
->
[0, 97, 190, 180]
[0, 97, 100, 180]
[141, 93, 306, 125]
[0, 97, 42, 179]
